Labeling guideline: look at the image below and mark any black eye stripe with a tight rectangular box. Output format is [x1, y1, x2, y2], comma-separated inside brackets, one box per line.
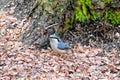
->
[50, 37, 60, 41]
[50, 37, 57, 39]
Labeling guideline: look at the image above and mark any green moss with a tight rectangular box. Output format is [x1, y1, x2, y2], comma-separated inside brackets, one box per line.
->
[73, 0, 120, 25]
[103, 0, 111, 3]
[74, 0, 102, 23]
[104, 9, 120, 25]
[90, 10, 100, 20]
[74, 0, 92, 23]
[74, 7, 89, 23]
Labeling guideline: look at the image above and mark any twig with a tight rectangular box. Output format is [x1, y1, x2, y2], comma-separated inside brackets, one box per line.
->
[45, 23, 59, 30]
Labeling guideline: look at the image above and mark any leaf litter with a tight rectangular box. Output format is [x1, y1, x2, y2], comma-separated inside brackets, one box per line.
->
[0, 9, 120, 80]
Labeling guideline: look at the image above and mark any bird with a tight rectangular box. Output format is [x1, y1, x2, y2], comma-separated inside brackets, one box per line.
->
[49, 34, 71, 54]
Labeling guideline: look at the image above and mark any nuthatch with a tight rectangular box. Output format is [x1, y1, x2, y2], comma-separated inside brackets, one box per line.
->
[49, 34, 70, 54]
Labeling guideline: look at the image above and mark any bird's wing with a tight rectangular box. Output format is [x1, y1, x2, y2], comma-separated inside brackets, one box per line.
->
[57, 41, 70, 50]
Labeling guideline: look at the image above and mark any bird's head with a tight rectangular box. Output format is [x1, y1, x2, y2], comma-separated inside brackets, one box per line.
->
[49, 34, 60, 42]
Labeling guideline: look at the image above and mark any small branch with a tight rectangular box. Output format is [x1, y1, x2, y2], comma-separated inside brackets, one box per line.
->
[45, 23, 59, 30]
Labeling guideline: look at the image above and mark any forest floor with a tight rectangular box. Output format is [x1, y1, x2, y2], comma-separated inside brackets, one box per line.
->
[0, 0, 120, 80]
